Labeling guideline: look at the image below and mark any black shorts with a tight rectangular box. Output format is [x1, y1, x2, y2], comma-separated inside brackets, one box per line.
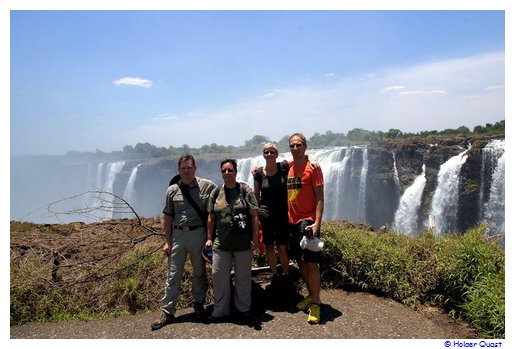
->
[289, 220, 321, 264]
[260, 215, 290, 246]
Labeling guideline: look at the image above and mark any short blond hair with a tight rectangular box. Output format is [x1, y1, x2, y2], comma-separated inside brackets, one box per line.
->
[262, 143, 279, 153]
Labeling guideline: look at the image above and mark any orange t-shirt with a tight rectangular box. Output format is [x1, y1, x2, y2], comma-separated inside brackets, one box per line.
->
[287, 160, 324, 224]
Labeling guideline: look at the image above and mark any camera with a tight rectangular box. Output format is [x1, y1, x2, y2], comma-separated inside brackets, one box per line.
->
[299, 220, 314, 237]
[299, 220, 324, 252]
[300, 235, 324, 252]
[231, 213, 247, 230]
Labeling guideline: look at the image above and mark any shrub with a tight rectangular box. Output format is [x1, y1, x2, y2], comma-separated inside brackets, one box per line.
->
[320, 222, 504, 338]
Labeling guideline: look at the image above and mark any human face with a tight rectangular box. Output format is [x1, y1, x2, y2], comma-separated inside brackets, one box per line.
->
[178, 160, 196, 184]
[263, 147, 278, 160]
[221, 162, 237, 184]
[289, 135, 306, 158]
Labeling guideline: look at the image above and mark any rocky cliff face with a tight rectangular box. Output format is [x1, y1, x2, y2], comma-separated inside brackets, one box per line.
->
[11, 136, 504, 238]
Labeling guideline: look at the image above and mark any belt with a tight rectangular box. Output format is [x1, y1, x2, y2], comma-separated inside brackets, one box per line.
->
[173, 224, 202, 231]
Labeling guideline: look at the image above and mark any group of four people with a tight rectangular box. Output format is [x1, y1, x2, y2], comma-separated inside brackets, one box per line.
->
[151, 132, 325, 331]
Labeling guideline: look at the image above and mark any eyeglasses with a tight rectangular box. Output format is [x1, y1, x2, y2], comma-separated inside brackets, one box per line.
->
[221, 168, 235, 173]
[263, 150, 276, 155]
[289, 143, 304, 149]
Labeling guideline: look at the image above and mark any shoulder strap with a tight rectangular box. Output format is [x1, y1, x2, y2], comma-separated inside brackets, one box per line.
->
[212, 186, 221, 200]
[178, 183, 207, 225]
[236, 182, 250, 209]
[169, 174, 181, 186]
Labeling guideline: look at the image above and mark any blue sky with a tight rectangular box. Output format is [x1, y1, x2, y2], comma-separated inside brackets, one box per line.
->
[9, 9, 506, 156]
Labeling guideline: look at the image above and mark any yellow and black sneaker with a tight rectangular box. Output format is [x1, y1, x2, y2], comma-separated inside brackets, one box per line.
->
[296, 296, 312, 311]
[307, 303, 321, 324]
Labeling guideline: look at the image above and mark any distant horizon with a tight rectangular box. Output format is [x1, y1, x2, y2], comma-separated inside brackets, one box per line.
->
[10, 119, 505, 158]
[10, 10, 505, 157]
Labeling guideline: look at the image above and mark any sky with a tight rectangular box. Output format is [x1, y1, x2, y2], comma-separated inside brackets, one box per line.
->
[8, 8, 506, 156]
[2, 1, 513, 348]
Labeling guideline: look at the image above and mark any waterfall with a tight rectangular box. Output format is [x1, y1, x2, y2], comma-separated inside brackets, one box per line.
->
[104, 161, 125, 194]
[124, 163, 142, 206]
[483, 151, 505, 237]
[392, 164, 427, 235]
[87, 161, 125, 219]
[429, 148, 469, 234]
[479, 139, 505, 220]
[357, 148, 368, 222]
[392, 152, 401, 199]
[314, 148, 346, 220]
[237, 156, 265, 185]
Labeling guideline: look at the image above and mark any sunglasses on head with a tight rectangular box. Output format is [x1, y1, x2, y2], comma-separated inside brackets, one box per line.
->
[289, 143, 304, 149]
[263, 150, 276, 155]
[221, 168, 235, 173]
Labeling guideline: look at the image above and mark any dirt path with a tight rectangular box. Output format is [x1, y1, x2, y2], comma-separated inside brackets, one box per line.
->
[10, 288, 477, 339]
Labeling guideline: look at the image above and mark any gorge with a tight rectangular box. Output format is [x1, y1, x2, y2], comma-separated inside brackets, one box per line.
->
[10, 136, 505, 239]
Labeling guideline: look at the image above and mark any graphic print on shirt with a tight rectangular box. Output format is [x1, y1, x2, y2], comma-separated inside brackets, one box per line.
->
[287, 176, 302, 202]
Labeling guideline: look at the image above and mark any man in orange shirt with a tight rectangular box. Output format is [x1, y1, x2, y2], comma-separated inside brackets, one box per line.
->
[287, 133, 324, 324]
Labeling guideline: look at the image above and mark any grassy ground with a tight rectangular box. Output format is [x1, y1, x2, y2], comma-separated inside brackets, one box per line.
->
[10, 218, 505, 338]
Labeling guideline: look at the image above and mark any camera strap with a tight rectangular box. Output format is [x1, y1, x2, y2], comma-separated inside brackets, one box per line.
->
[178, 182, 207, 226]
[222, 182, 250, 222]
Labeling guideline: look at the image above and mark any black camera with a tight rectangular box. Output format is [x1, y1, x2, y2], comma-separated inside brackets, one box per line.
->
[231, 213, 248, 230]
[299, 220, 314, 237]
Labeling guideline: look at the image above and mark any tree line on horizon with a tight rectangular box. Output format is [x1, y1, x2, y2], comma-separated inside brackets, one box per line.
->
[66, 119, 504, 161]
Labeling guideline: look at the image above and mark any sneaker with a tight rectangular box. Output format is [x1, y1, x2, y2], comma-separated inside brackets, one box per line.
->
[296, 296, 312, 311]
[307, 303, 321, 324]
[150, 311, 175, 331]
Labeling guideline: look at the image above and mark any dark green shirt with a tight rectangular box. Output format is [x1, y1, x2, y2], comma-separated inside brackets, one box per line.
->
[208, 183, 258, 251]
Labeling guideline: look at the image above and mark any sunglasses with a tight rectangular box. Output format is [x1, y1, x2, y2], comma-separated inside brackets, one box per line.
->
[289, 143, 304, 149]
[221, 168, 235, 173]
[263, 150, 276, 155]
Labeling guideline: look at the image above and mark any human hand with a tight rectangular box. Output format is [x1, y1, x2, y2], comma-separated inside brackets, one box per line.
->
[162, 242, 170, 256]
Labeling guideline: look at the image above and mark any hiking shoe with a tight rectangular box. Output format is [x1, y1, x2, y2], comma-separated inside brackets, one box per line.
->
[150, 311, 175, 331]
[237, 310, 252, 319]
[193, 302, 205, 317]
[296, 296, 312, 311]
[307, 303, 321, 324]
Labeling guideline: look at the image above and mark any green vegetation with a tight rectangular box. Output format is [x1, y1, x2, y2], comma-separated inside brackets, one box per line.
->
[10, 220, 504, 338]
[321, 222, 505, 338]
[61, 120, 505, 161]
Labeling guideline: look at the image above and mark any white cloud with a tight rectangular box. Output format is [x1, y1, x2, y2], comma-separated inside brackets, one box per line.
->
[153, 113, 180, 121]
[113, 77, 153, 88]
[399, 89, 446, 96]
[114, 51, 505, 150]
[381, 85, 405, 93]
[485, 84, 504, 91]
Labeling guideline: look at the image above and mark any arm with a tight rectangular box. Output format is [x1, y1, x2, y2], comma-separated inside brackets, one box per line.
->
[205, 212, 216, 247]
[163, 214, 173, 255]
[250, 209, 259, 250]
[310, 185, 324, 238]
[253, 179, 261, 204]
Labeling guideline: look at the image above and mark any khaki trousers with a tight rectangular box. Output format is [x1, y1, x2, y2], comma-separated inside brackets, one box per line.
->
[160, 227, 207, 315]
[211, 248, 253, 317]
